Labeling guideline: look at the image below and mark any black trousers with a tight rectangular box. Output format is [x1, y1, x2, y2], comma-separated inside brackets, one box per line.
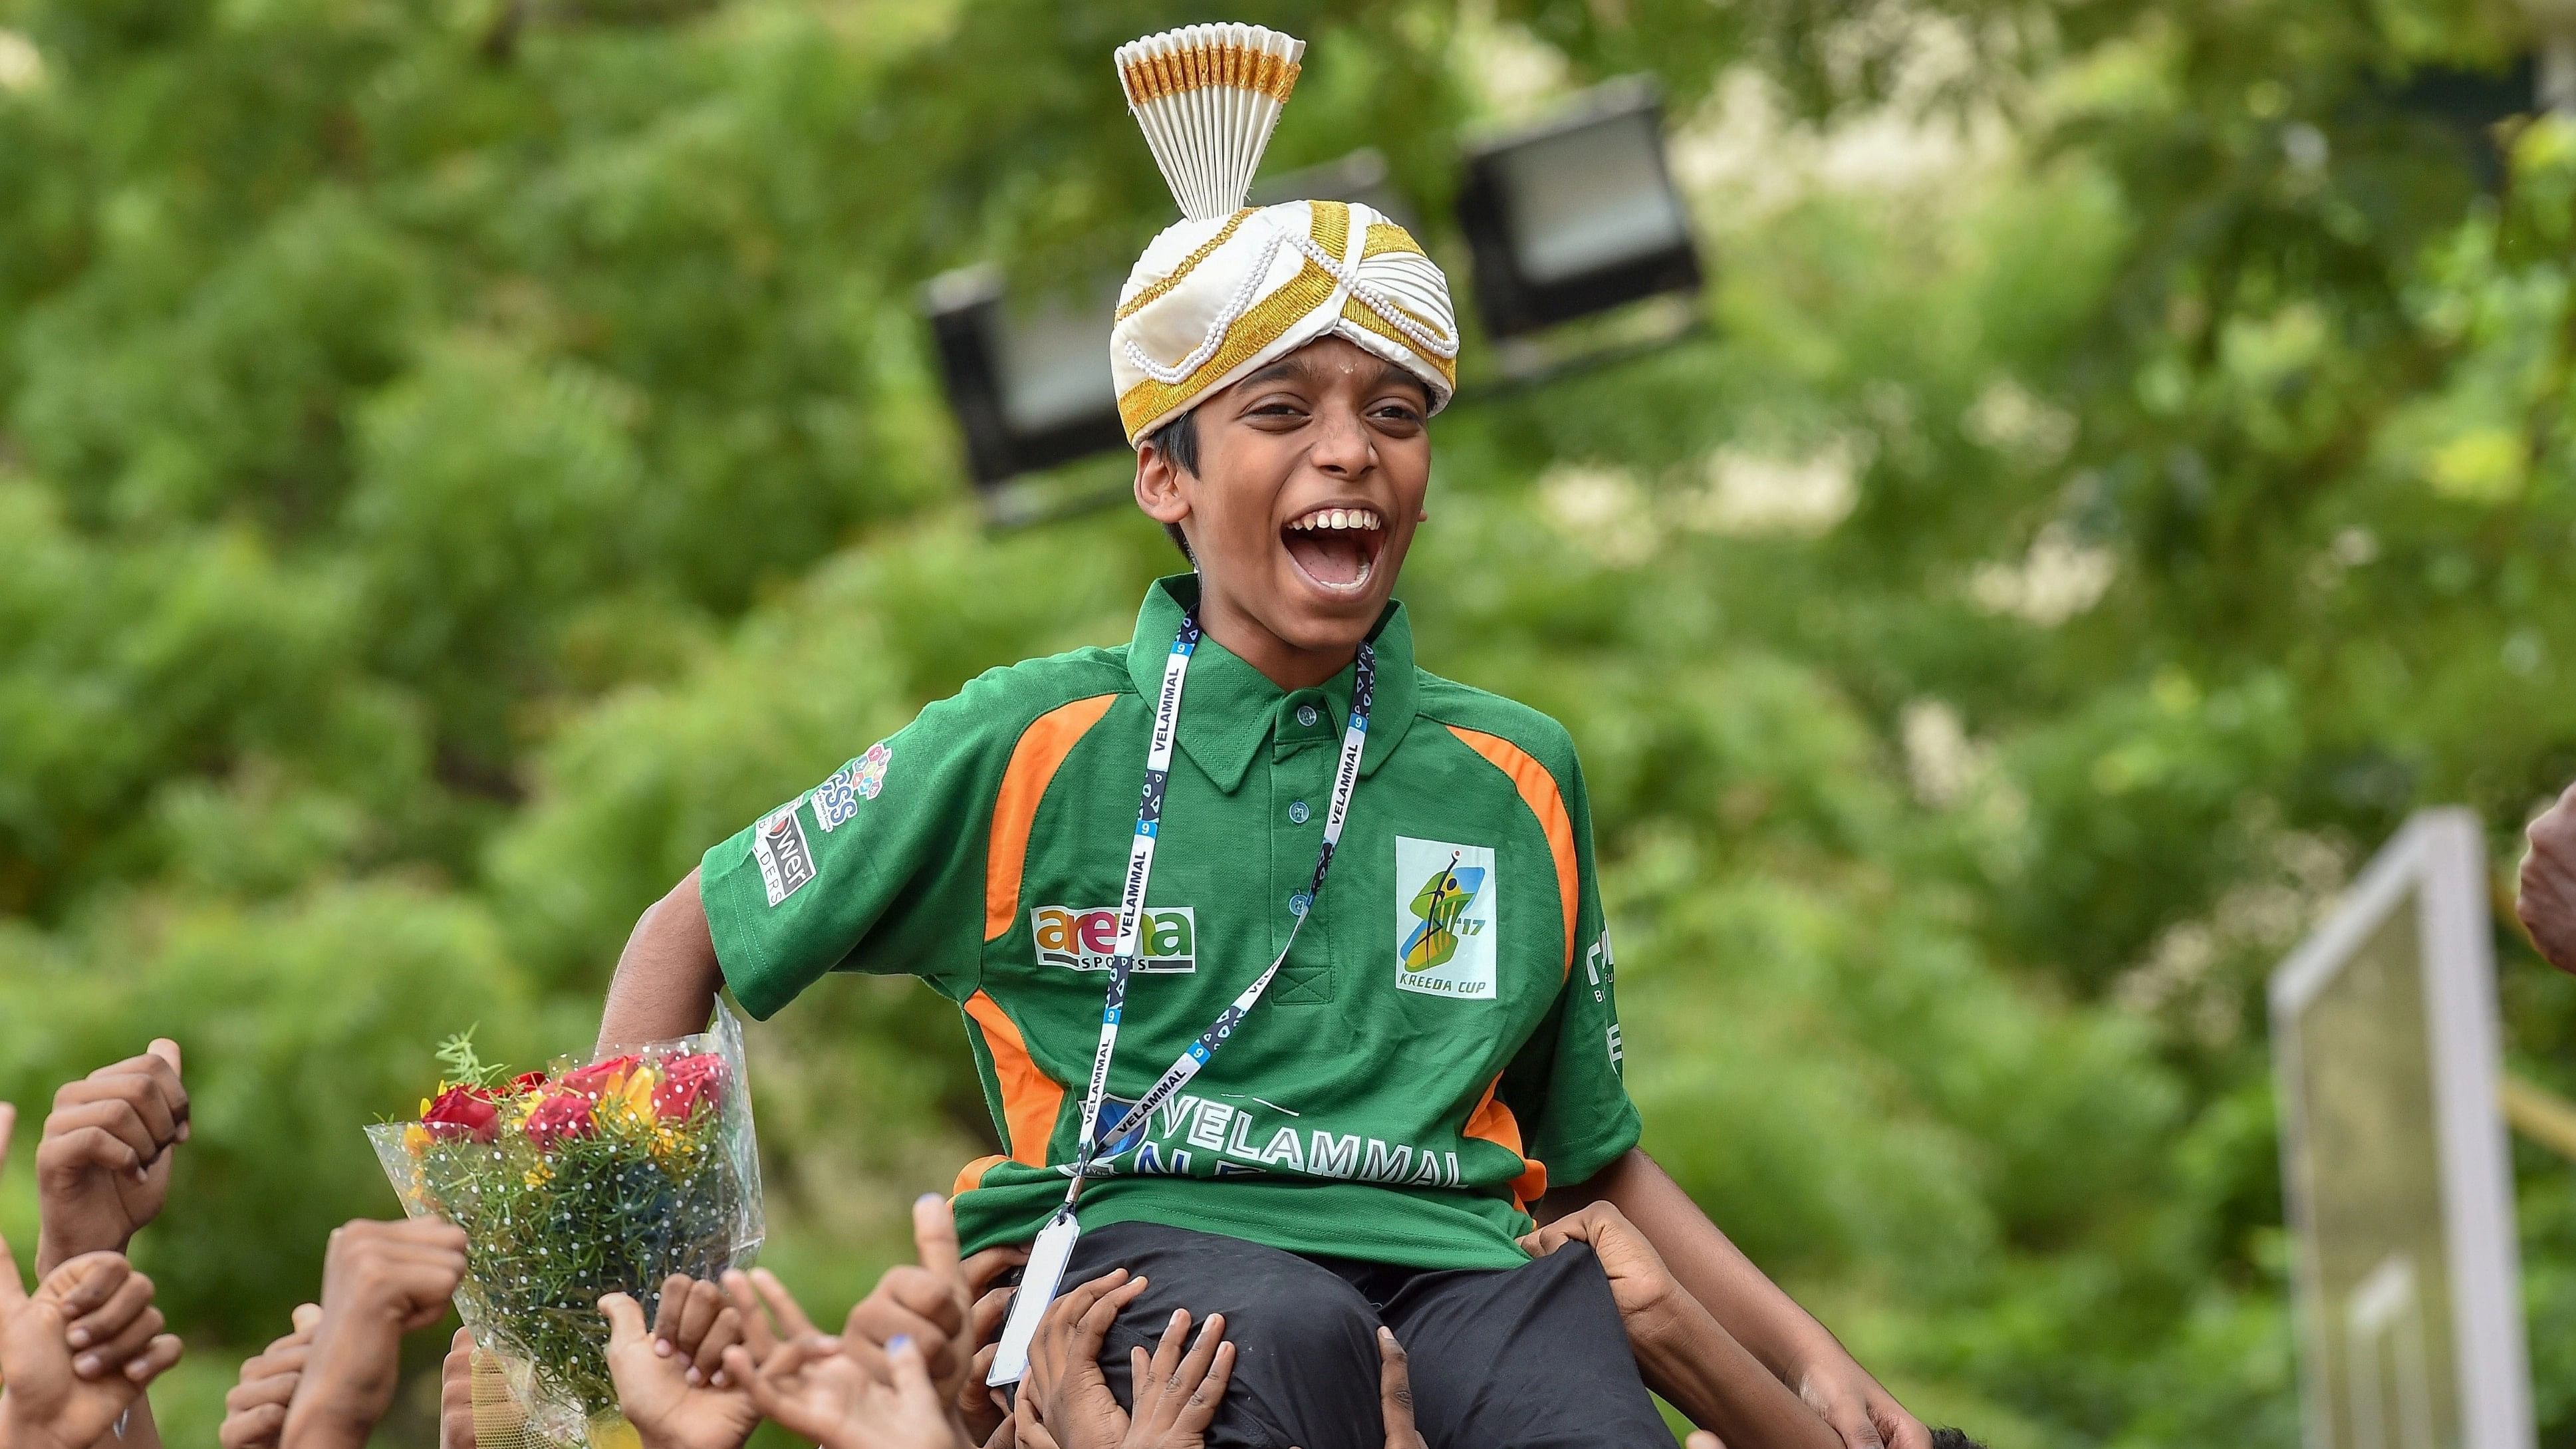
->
[1051, 1221, 1671, 1449]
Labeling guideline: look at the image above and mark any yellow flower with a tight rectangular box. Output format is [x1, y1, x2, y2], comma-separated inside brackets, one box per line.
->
[615, 1066, 656, 1120]
[403, 1123, 433, 1156]
[524, 1160, 555, 1188]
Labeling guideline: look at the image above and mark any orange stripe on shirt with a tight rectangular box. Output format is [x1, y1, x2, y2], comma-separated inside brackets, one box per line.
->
[963, 991, 1065, 1167]
[1446, 725, 1579, 980]
[986, 694, 1118, 940]
[1464, 1075, 1549, 1210]
[951, 1153, 1009, 1198]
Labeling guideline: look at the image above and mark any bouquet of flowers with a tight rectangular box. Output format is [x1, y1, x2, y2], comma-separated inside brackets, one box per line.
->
[368, 1009, 763, 1448]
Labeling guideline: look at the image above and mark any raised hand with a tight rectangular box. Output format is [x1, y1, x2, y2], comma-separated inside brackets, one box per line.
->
[1116, 1309, 1233, 1449]
[2523, 782, 2576, 971]
[843, 1196, 972, 1396]
[1, 1106, 188, 1449]
[602, 1288, 759, 1449]
[958, 1242, 1029, 1441]
[717, 1268, 868, 1443]
[733, 1331, 963, 1449]
[281, 1218, 468, 1449]
[219, 1303, 322, 1449]
[651, 1274, 747, 1389]
[1018, 1269, 1147, 1449]
[35, 1041, 189, 1276]
[438, 1326, 486, 1449]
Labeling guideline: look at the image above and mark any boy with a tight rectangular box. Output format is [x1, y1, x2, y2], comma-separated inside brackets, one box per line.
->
[598, 23, 1924, 1449]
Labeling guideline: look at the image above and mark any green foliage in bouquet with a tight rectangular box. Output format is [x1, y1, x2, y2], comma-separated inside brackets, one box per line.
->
[370, 1018, 761, 1440]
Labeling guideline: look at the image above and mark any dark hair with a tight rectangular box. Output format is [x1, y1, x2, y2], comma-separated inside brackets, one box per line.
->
[1929, 1430, 1986, 1449]
[1144, 409, 1199, 562]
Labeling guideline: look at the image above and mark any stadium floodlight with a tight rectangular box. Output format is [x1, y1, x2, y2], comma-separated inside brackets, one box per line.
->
[1454, 76, 1702, 342]
[2269, 809, 2532, 1449]
[921, 266, 1127, 489]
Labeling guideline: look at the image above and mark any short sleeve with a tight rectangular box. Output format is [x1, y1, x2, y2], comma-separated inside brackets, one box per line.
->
[1497, 755, 1640, 1192]
[700, 680, 1022, 1017]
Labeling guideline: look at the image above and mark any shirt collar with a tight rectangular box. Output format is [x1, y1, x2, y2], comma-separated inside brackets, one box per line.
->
[1125, 574, 1419, 793]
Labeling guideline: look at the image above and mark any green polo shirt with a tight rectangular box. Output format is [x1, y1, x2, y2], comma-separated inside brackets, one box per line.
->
[700, 575, 1638, 1269]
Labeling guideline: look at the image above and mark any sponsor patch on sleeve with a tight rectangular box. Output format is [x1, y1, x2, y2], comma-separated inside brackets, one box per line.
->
[810, 767, 860, 833]
[809, 741, 890, 834]
[752, 805, 817, 906]
[854, 740, 892, 799]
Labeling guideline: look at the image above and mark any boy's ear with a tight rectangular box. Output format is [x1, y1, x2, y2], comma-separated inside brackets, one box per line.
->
[1134, 443, 1192, 529]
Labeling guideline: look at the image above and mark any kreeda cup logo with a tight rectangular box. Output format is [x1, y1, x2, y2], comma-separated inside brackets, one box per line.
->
[1031, 905, 1197, 974]
[1394, 837, 1497, 999]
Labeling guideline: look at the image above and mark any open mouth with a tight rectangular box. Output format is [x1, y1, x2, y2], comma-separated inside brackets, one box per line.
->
[1281, 505, 1385, 593]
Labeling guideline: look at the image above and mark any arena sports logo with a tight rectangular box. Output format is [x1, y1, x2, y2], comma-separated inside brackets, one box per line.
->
[1031, 905, 1198, 974]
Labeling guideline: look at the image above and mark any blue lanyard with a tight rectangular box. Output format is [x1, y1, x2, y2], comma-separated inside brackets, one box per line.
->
[1061, 613, 1375, 1203]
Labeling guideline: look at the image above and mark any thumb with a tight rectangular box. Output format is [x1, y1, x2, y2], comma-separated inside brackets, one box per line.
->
[1374, 1329, 1418, 1444]
[294, 1303, 324, 1333]
[911, 1194, 962, 1282]
[598, 1293, 650, 1347]
[1686, 1435, 1727, 1449]
[150, 1038, 183, 1077]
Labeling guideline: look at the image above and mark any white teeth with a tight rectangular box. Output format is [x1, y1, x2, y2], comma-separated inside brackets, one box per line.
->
[1285, 507, 1383, 532]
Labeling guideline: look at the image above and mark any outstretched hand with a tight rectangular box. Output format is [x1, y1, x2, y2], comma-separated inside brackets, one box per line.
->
[719, 1271, 967, 1449]
[1114, 1307, 1233, 1449]
[842, 1196, 973, 1399]
[958, 1242, 1028, 1440]
[1, 1105, 188, 1449]
[1795, 1367, 1930, 1449]
[283, 1218, 467, 1449]
[35, 1041, 189, 1277]
[220, 1302, 322, 1449]
[602, 1288, 759, 1449]
[1018, 1269, 1146, 1449]
[717, 1266, 879, 1447]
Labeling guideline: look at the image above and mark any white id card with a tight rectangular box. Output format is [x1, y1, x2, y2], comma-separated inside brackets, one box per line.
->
[985, 1210, 1081, 1387]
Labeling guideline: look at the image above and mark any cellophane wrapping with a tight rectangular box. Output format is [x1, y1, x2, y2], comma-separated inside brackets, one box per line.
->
[368, 1008, 763, 1448]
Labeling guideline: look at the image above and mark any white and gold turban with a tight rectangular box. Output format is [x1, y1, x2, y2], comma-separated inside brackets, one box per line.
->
[1109, 25, 1460, 445]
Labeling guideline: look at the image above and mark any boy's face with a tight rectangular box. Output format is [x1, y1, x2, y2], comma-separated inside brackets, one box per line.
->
[1135, 336, 1433, 658]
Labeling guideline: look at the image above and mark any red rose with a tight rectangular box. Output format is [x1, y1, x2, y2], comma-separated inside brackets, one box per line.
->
[421, 1087, 500, 1143]
[651, 1053, 728, 1122]
[558, 1054, 640, 1099]
[505, 1071, 549, 1097]
[524, 1092, 597, 1150]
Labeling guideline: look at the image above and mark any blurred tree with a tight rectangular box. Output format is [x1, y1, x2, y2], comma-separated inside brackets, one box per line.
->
[6, 0, 2576, 1446]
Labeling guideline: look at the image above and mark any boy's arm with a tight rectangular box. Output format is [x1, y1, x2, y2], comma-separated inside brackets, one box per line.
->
[597, 870, 725, 1051]
[1540, 1150, 1928, 1449]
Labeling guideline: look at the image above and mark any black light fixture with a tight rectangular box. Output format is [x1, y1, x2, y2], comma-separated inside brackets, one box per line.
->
[1454, 76, 1702, 342]
[924, 148, 1428, 493]
[920, 266, 1127, 489]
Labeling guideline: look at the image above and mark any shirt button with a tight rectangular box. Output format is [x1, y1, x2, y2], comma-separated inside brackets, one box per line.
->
[1297, 704, 1320, 727]
[1288, 800, 1310, 825]
[1289, 891, 1313, 916]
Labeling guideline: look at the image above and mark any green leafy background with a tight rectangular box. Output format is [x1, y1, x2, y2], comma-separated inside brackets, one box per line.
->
[5, 1, 2576, 1445]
